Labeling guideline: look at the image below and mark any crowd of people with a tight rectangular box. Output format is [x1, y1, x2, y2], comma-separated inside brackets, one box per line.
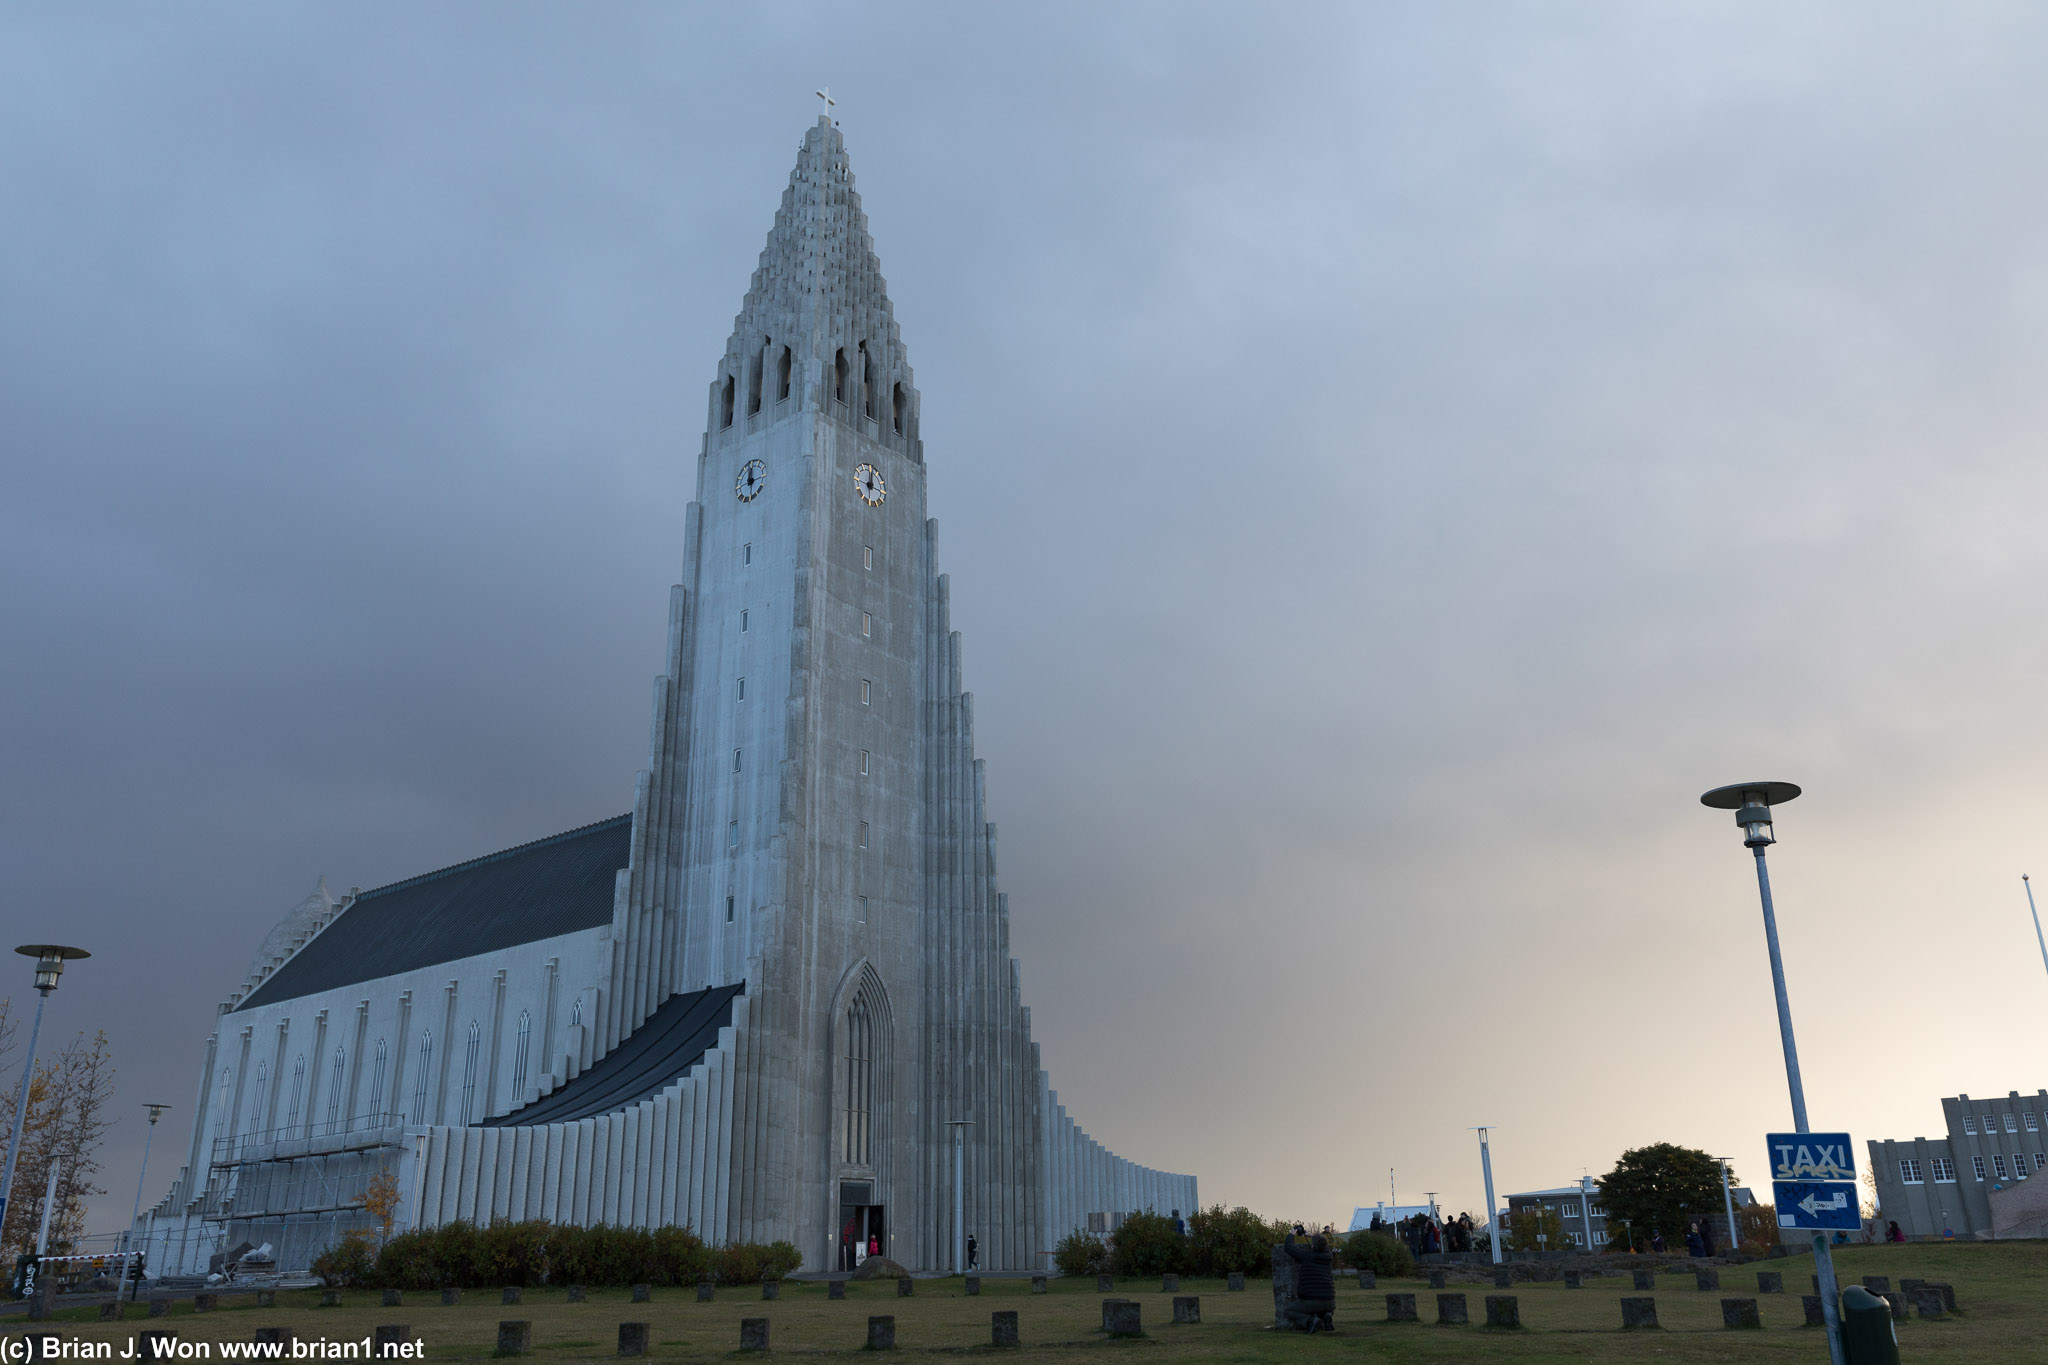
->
[1368, 1209, 1480, 1256]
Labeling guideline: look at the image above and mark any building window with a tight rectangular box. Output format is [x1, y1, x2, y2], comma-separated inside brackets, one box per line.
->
[833, 347, 849, 404]
[1899, 1159, 1923, 1184]
[892, 381, 906, 435]
[1931, 1157, 1955, 1182]
[326, 1048, 345, 1129]
[1963, 1115, 1977, 1134]
[1588, 1205, 1605, 1217]
[246, 1062, 269, 1137]
[733, 748, 742, 772]
[859, 821, 869, 848]
[859, 749, 869, 776]
[858, 895, 868, 923]
[412, 1032, 433, 1124]
[776, 345, 791, 403]
[1972, 1156, 1987, 1181]
[863, 545, 873, 570]
[1984, 1114, 1997, 1134]
[2027, 1112, 2039, 1132]
[511, 1010, 531, 1098]
[861, 679, 871, 705]
[2035, 1153, 2046, 1171]
[728, 820, 739, 848]
[2005, 1114, 2019, 1133]
[720, 375, 734, 429]
[741, 609, 749, 632]
[1993, 1154, 2009, 1180]
[743, 542, 752, 566]
[459, 1021, 481, 1126]
[842, 991, 873, 1165]
[285, 1054, 305, 1132]
[370, 1040, 387, 1120]
[570, 997, 582, 1028]
[862, 612, 871, 637]
[737, 676, 746, 701]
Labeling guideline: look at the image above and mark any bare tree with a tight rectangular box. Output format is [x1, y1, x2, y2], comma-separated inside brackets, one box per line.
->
[0, 1030, 115, 1256]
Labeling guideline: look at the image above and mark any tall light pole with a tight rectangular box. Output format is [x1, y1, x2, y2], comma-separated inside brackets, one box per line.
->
[945, 1120, 972, 1275]
[0, 945, 90, 1243]
[122, 1104, 171, 1300]
[1578, 1174, 1597, 1254]
[1471, 1127, 1501, 1264]
[2023, 876, 2048, 986]
[1700, 782, 1844, 1365]
[1713, 1156, 1738, 1255]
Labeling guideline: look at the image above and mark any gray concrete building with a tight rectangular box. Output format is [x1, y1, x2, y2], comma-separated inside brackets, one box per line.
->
[1503, 1181, 1754, 1251]
[140, 116, 1195, 1277]
[1867, 1088, 2047, 1239]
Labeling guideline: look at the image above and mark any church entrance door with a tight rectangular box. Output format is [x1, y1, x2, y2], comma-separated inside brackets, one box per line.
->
[838, 1181, 884, 1271]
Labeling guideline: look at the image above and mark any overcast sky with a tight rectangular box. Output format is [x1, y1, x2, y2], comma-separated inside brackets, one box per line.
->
[6, 3, 2048, 1238]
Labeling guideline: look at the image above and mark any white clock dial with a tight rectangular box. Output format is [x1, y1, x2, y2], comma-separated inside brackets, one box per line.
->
[854, 462, 886, 506]
[735, 459, 767, 502]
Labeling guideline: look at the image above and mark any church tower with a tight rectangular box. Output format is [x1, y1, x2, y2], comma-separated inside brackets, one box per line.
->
[146, 117, 1192, 1278]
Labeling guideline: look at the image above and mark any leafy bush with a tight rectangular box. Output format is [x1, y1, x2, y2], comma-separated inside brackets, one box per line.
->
[1108, 1211, 1188, 1277]
[1341, 1230, 1413, 1279]
[1186, 1206, 1285, 1277]
[754, 1241, 802, 1282]
[310, 1231, 375, 1288]
[651, 1226, 713, 1285]
[1052, 1229, 1109, 1277]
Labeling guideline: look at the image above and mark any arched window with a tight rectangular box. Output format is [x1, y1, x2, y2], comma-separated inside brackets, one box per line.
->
[720, 375, 735, 429]
[459, 1021, 481, 1125]
[246, 1061, 269, 1137]
[511, 1009, 532, 1098]
[776, 346, 792, 403]
[892, 383, 906, 436]
[369, 1039, 388, 1122]
[326, 1047, 346, 1129]
[284, 1053, 306, 1132]
[842, 993, 872, 1165]
[747, 341, 765, 415]
[833, 348, 849, 405]
[412, 1031, 433, 1124]
[859, 342, 875, 418]
[570, 997, 583, 1028]
[211, 1068, 234, 1160]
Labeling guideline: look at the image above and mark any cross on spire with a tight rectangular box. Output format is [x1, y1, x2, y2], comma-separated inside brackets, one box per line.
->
[815, 87, 836, 120]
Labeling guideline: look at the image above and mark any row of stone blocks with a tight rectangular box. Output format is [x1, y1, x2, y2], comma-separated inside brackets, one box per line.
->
[1383, 1293, 1521, 1327]
[495, 1311, 1040, 1353]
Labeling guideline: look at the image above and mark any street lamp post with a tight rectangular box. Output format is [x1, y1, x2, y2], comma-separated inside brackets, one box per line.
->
[1700, 782, 1844, 1365]
[1714, 1157, 1739, 1255]
[1578, 1175, 1597, 1254]
[1471, 1127, 1502, 1264]
[122, 1105, 171, 1300]
[0, 945, 90, 1242]
[2022, 876, 2048, 987]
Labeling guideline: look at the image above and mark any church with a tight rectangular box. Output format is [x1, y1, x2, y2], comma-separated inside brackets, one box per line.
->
[141, 116, 1196, 1277]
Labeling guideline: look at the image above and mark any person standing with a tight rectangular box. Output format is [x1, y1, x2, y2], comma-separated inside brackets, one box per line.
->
[966, 1235, 978, 1271]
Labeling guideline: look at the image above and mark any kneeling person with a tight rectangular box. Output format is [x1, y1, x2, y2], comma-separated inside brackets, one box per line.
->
[1283, 1226, 1335, 1333]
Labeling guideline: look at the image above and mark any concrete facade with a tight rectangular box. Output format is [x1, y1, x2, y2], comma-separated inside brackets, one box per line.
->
[1867, 1088, 2047, 1239]
[141, 117, 1194, 1278]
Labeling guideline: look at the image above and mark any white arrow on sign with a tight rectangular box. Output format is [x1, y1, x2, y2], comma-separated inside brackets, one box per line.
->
[1798, 1191, 1848, 1217]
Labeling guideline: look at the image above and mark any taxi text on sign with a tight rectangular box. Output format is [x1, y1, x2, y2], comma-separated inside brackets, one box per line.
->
[1766, 1132, 1860, 1231]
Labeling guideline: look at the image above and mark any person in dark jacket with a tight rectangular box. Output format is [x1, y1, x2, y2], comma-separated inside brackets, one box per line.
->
[1282, 1227, 1336, 1333]
[1684, 1222, 1705, 1257]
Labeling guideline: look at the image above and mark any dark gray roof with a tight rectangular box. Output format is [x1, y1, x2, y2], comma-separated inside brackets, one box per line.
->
[482, 981, 744, 1127]
[235, 815, 632, 1011]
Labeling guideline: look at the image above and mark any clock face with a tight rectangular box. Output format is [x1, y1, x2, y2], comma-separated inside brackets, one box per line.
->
[735, 459, 767, 502]
[854, 462, 886, 506]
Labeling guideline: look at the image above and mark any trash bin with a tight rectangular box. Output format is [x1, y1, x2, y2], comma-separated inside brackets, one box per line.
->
[1840, 1285, 1899, 1365]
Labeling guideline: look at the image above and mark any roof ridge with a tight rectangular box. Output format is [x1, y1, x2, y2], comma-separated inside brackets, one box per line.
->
[356, 813, 633, 901]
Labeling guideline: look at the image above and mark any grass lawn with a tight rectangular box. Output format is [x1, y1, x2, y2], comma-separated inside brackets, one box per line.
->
[5, 1241, 2042, 1362]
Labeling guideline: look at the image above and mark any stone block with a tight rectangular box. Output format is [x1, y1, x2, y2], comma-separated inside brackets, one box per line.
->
[502, 1287, 522, 1306]
[1172, 1295, 1200, 1324]
[1160, 1274, 1177, 1292]
[866, 1314, 895, 1349]
[374, 1326, 410, 1354]
[1493, 1267, 1513, 1289]
[1031, 1276, 1048, 1294]
[1721, 1298, 1760, 1329]
[1436, 1292, 1467, 1325]
[566, 1286, 585, 1303]
[381, 1289, 402, 1307]
[1632, 1269, 1655, 1290]
[1930, 1281, 1957, 1312]
[1485, 1295, 1520, 1328]
[255, 1291, 275, 1308]
[194, 1294, 218, 1313]
[1695, 1269, 1719, 1291]
[991, 1310, 1019, 1346]
[616, 1322, 649, 1357]
[140, 1331, 177, 1361]
[1862, 1275, 1890, 1294]
[828, 1280, 846, 1300]
[760, 1280, 779, 1300]
[1802, 1295, 1825, 1326]
[1913, 1289, 1944, 1320]
[1096, 1274, 1113, 1292]
[696, 1280, 715, 1302]
[1899, 1277, 1924, 1298]
[1564, 1271, 1582, 1289]
[1427, 1269, 1446, 1289]
[1356, 1270, 1374, 1289]
[1769, 1244, 1790, 1258]
[630, 1283, 651, 1303]
[1756, 1271, 1782, 1293]
[1620, 1297, 1658, 1329]
[963, 1276, 979, 1296]
[27, 1283, 52, 1321]
[150, 1298, 173, 1317]
[1101, 1299, 1142, 1337]
[100, 1301, 124, 1320]
[252, 1329, 292, 1349]
[1385, 1292, 1418, 1322]
[1882, 1292, 1906, 1321]
[497, 1320, 531, 1355]
[739, 1317, 768, 1350]
[319, 1291, 341, 1308]
[895, 1276, 913, 1298]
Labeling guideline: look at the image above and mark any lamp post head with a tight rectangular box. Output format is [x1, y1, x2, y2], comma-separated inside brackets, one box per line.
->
[144, 1104, 171, 1124]
[15, 944, 90, 994]
[1701, 782, 1801, 848]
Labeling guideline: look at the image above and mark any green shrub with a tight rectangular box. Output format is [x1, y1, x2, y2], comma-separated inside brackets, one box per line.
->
[716, 1242, 761, 1286]
[1341, 1229, 1413, 1278]
[650, 1226, 712, 1285]
[756, 1241, 802, 1282]
[1108, 1211, 1188, 1277]
[309, 1231, 375, 1288]
[322, 1220, 793, 1290]
[1052, 1229, 1109, 1277]
[1185, 1205, 1282, 1277]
